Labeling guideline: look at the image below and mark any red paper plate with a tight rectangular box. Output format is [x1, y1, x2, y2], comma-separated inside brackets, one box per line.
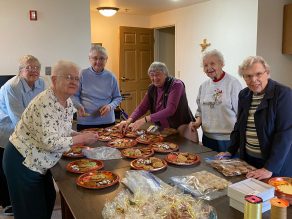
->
[151, 142, 179, 153]
[66, 159, 104, 174]
[268, 177, 292, 204]
[107, 138, 137, 149]
[124, 129, 145, 138]
[165, 152, 200, 165]
[98, 135, 113, 142]
[130, 157, 167, 172]
[76, 170, 119, 189]
[136, 134, 164, 145]
[63, 145, 91, 158]
[121, 147, 154, 159]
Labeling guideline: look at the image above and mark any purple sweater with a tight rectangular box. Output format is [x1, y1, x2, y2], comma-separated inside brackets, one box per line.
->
[130, 80, 184, 128]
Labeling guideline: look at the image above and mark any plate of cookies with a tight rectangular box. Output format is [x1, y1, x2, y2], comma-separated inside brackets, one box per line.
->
[130, 157, 167, 172]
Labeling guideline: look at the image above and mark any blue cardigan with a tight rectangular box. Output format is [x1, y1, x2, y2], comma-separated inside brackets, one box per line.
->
[228, 79, 292, 176]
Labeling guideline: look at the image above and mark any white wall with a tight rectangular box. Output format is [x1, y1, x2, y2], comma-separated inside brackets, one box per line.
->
[90, 11, 150, 77]
[149, 0, 258, 114]
[156, 27, 175, 76]
[257, 0, 292, 88]
[0, 0, 91, 86]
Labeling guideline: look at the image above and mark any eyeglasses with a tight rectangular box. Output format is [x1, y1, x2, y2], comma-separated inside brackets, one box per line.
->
[24, 66, 40, 71]
[243, 71, 266, 81]
[89, 56, 107, 62]
[149, 71, 164, 78]
[59, 75, 80, 82]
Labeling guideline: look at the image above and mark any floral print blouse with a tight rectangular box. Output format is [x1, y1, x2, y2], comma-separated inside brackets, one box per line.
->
[10, 88, 75, 174]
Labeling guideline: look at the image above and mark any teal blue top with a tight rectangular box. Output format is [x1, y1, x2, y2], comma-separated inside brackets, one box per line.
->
[0, 75, 45, 148]
[72, 67, 122, 125]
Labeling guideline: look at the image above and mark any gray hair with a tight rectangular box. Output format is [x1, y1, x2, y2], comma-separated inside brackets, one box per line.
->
[148, 61, 169, 76]
[202, 49, 225, 66]
[18, 55, 41, 73]
[89, 45, 108, 58]
[51, 60, 80, 77]
[238, 56, 270, 76]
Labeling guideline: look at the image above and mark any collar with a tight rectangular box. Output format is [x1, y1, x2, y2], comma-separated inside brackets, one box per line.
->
[213, 72, 225, 82]
[90, 66, 104, 74]
[20, 77, 42, 93]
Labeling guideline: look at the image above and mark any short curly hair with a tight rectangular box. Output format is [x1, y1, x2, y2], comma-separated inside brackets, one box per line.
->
[18, 55, 41, 73]
[238, 56, 270, 76]
[148, 61, 169, 76]
[202, 49, 225, 66]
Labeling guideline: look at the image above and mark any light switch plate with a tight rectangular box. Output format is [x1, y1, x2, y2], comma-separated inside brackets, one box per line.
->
[45, 66, 51, 75]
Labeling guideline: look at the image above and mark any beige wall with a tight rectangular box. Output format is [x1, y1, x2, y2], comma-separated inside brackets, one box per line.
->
[149, 0, 258, 113]
[257, 0, 292, 87]
[90, 11, 150, 78]
[0, 0, 91, 86]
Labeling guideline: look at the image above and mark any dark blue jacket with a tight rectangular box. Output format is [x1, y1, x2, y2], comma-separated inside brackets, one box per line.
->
[228, 79, 292, 176]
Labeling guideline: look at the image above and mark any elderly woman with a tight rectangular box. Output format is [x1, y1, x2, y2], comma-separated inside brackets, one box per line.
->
[191, 49, 242, 152]
[218, 56, 292, 180]
[0, 55, 45, 216]
[119, 61, 194, 131]
[3, 61, 99, 219]
[72, 45, 122, 131]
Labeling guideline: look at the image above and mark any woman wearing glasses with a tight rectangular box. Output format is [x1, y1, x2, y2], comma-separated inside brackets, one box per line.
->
[72, 45, 122, 131]
[0, 55, 45, 216]
[191, 49, 242, 152]
[3, 60, 99, 219]
[218, 56, 292, 180]
[118, 61, 194, 132]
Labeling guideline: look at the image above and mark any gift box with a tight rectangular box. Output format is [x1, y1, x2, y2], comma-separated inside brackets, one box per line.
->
[227, 178, 275, 213]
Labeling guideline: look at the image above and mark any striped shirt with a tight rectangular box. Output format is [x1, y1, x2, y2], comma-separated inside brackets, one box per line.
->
[245, 94, 264, 158]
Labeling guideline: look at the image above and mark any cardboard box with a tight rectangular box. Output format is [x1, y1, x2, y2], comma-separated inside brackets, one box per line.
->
[228, 178, 274, 203]
[230, 198, 271, 213]
[228, 178, 274, 212]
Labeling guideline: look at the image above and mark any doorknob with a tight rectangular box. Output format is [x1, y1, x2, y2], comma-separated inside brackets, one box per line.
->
[121, 76, 129, 81]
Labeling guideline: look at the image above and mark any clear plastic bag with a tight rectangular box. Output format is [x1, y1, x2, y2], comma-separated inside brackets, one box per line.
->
[102, 170, 217, 218]
[83, 146, 122, 160]
[209, 159, 256, 176]
[121, 170, 170, 194]
[102, 187, 217, 219]
[170, 170, 231, 200]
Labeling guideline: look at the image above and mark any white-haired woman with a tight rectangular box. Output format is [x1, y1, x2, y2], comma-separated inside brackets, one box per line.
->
[0, 55, 45, 216]
[119, 61, 194, 131]
[3, 60, 99, 219]
[191, 49, 242, 152]
[218, 56, 292, 180]
[72, 45, 122, 131]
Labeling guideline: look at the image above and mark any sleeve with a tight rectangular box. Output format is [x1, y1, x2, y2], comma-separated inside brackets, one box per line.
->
[3, 85, 26, 126]
[130, 92, 150, 122]
[195, 85, 203, 118]
[150, 82, 184, 122]
[264, 87, 292, 173]
[227, 92, 242, 155]
[37, 101, 73, 153]
[230, 79, 243, 114]
[109, 76, 122, 110]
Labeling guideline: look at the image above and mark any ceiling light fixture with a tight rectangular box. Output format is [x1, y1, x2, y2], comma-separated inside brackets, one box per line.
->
[97, 7, 119, 17]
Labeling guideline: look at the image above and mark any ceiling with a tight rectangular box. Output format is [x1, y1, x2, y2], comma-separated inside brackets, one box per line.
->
[90, 0, 209, 16]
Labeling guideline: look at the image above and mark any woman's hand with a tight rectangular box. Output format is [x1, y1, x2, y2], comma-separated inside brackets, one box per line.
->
[216, 152, 232, 159]
[73, 132, 99, 145]
[77, 105, 86, 117]
[117, 119, 132, 133]
[99, 105, 111, 117]
[246, 168, 272, 180]
[130, 117, 146, 131]
[190, 117, 202, 131]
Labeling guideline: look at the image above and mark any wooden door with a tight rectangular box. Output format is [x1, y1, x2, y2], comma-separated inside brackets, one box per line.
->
[119, 26, 154, 116]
